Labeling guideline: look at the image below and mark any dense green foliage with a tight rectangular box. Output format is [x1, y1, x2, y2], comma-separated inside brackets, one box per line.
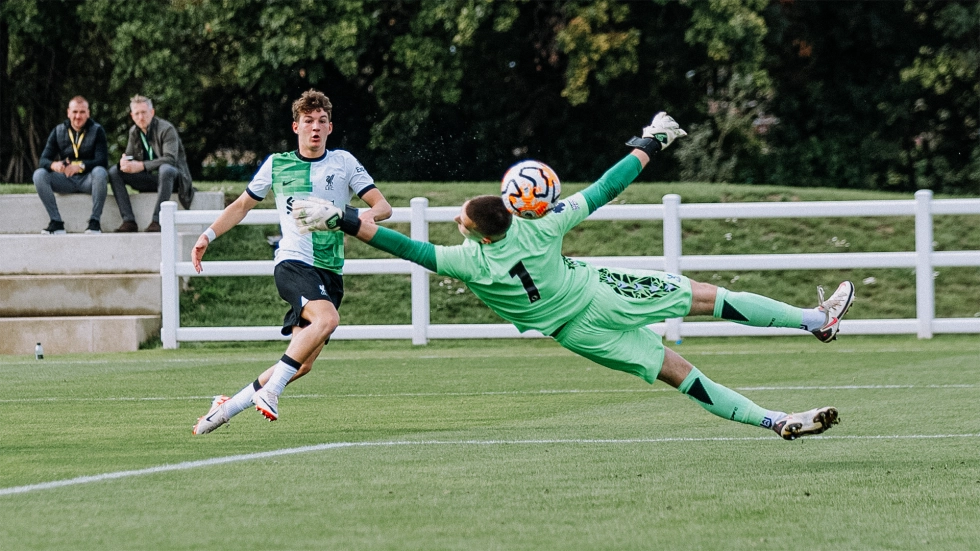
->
[2, 0, 977, 192]
[2, 336, 979, 549]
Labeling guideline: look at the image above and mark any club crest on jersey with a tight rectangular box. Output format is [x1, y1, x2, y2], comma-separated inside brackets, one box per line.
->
[324, 174, 335, 190]
[319, 284, 327, 296]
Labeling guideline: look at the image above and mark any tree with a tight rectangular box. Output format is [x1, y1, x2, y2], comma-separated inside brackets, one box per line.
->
[0, 0, 112, 182]
[898, 1, 979, 194]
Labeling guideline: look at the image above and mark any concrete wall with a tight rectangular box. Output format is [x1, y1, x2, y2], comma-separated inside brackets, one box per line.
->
[0, 192, 225, 355]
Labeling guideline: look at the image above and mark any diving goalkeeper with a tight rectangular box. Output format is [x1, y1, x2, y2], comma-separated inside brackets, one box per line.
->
[293, 112, 854, 440]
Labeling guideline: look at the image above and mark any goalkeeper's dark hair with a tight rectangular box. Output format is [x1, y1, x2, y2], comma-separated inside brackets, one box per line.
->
[466, 195, 512, 238]
[292, 89, 333, 122]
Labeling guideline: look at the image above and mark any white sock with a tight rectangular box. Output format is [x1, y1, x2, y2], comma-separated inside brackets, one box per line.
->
[801, 308, 827, 332]
[225, 380, 261, 417]
[264, 355, 300, 396]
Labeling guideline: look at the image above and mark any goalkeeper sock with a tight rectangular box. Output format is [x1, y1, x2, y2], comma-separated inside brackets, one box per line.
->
[225, 380, 261, 417]
[714, 287, 804, 330]
[800, 308, 827, 332]
[679, 367, 784, 429]
[264, 355, 301, 396]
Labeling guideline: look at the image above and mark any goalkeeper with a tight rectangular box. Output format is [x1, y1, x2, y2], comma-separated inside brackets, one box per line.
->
[294, 112, 854, 440]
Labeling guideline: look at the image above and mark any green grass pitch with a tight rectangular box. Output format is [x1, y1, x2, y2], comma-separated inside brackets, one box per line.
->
[2, 335, 978, 550]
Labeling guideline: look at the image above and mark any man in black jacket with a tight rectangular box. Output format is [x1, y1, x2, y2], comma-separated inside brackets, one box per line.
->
[32, 96, 109, 234]
[109, 95, 196, 233]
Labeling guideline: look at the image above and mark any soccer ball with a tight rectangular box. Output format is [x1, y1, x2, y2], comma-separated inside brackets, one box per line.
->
[500, 160, 561, 219]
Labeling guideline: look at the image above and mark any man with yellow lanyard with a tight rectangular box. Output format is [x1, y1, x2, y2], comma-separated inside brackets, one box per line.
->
[32, 95, 109, 234]
[108, 94, 196, 232]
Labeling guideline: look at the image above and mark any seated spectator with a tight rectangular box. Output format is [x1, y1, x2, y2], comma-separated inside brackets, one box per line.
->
[109, 94, 195, 232]
[32, 95, 109, 234]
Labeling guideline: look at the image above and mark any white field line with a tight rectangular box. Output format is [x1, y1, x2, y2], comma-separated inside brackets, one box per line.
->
[3, 433, 979, 498]
[1, 384, 976, 404]
[0, 345, 968, 367]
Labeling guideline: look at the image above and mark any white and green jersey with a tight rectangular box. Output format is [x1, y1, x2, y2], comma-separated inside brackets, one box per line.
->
[435, 192, 599, 335]
[247, 149, 376, 273]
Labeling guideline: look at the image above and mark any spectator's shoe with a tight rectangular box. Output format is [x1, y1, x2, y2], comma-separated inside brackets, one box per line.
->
[115, 220, 138, 233]
[773, 407, 839, 440]
[811, 281, 854, 343]
[252, 387, 279, 421]
[144, 221, 161, 233]
[41, 220, 66, 235]
[192, 395, 231, 435]
[84, 219, 101, 234]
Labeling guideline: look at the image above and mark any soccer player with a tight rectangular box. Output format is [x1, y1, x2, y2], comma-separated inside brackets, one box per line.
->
[190, 89, 392, 435]
[293, 112, 854, 440]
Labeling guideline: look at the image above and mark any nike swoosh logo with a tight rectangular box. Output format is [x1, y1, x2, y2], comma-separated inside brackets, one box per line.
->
[283, 179, 296, 186]
[205, 411, 220, 422]
[256, 397, 277, 414]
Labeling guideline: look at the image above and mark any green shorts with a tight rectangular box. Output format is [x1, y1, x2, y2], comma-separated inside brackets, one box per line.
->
[553, 268, 692, 384]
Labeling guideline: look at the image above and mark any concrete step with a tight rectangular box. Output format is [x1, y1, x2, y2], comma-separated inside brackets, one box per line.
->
[1, 234, 161, 274]
[0, 232, 202, 275]
[0, 274, 161, 316]
[0, 191, 224, 234]
[0, 315, 161, 354]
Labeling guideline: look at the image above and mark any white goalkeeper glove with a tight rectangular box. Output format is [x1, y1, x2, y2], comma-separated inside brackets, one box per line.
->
[642, 112, 687, 150]
[292, 197, 344, 234]
[626, 111, 687, 155]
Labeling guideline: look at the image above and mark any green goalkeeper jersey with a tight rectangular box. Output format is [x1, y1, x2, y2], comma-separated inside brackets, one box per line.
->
[435, 198, 596, 335]
[368, 154, 644, 336]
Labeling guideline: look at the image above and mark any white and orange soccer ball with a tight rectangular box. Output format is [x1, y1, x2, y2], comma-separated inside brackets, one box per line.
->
[500, 160, 561, 219]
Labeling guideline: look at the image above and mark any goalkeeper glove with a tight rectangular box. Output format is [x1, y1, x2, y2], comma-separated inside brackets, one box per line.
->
[626, 111, 687, 155]
[291, 197, 362, 235]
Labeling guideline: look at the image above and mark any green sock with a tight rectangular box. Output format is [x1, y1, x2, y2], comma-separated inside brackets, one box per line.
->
[714, 287, 803, 329]
[678, 367, 778, 428]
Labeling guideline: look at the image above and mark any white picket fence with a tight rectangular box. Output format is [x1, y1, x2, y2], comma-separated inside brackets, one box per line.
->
[160, 190, 980, 349]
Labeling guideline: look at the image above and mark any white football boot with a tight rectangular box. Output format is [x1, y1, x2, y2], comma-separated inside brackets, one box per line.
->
[192, 395, 231, 435]
[252, 387, 279, 421]
[773, 407, 839, 440]
[812, 281, 854, 343]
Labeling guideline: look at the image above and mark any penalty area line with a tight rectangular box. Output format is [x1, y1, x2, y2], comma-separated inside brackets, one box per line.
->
[2, 433, 980, 497]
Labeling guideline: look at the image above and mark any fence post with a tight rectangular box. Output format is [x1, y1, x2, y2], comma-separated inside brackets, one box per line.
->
[160, 201, 179, 349]
[663, 194, 682, 342]
[914, 190, 934, 339]
[410, 197, 430, 345]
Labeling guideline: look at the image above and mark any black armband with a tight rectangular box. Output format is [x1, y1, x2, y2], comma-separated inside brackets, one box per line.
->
[625, 136, 662, 157]
[338, 205, 362, 236]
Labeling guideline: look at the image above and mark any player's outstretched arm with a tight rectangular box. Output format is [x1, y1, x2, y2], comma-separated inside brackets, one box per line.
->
[291, 199, 438, 271]
[580, 112, 687, 213]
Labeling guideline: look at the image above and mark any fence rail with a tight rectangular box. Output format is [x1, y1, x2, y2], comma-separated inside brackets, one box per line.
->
[160, 190, 980, 349]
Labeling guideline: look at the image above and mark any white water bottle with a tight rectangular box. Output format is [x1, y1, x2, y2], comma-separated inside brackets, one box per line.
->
[35, 342, 44, 360]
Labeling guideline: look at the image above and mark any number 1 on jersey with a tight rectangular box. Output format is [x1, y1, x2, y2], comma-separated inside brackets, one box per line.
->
[509, 261, 541, 303]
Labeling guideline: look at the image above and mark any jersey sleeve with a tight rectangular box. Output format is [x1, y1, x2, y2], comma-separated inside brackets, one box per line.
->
[533, 192, 592, 237]
[246, 156, 274, 201]
[341, 152, 376, 197]
[368, 226, 438, 272]
[433, 240, 482, 281]
[579, 154, 644, 213]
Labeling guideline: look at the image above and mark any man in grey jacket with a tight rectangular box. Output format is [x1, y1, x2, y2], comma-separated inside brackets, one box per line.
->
[109, 95, 196, 232]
